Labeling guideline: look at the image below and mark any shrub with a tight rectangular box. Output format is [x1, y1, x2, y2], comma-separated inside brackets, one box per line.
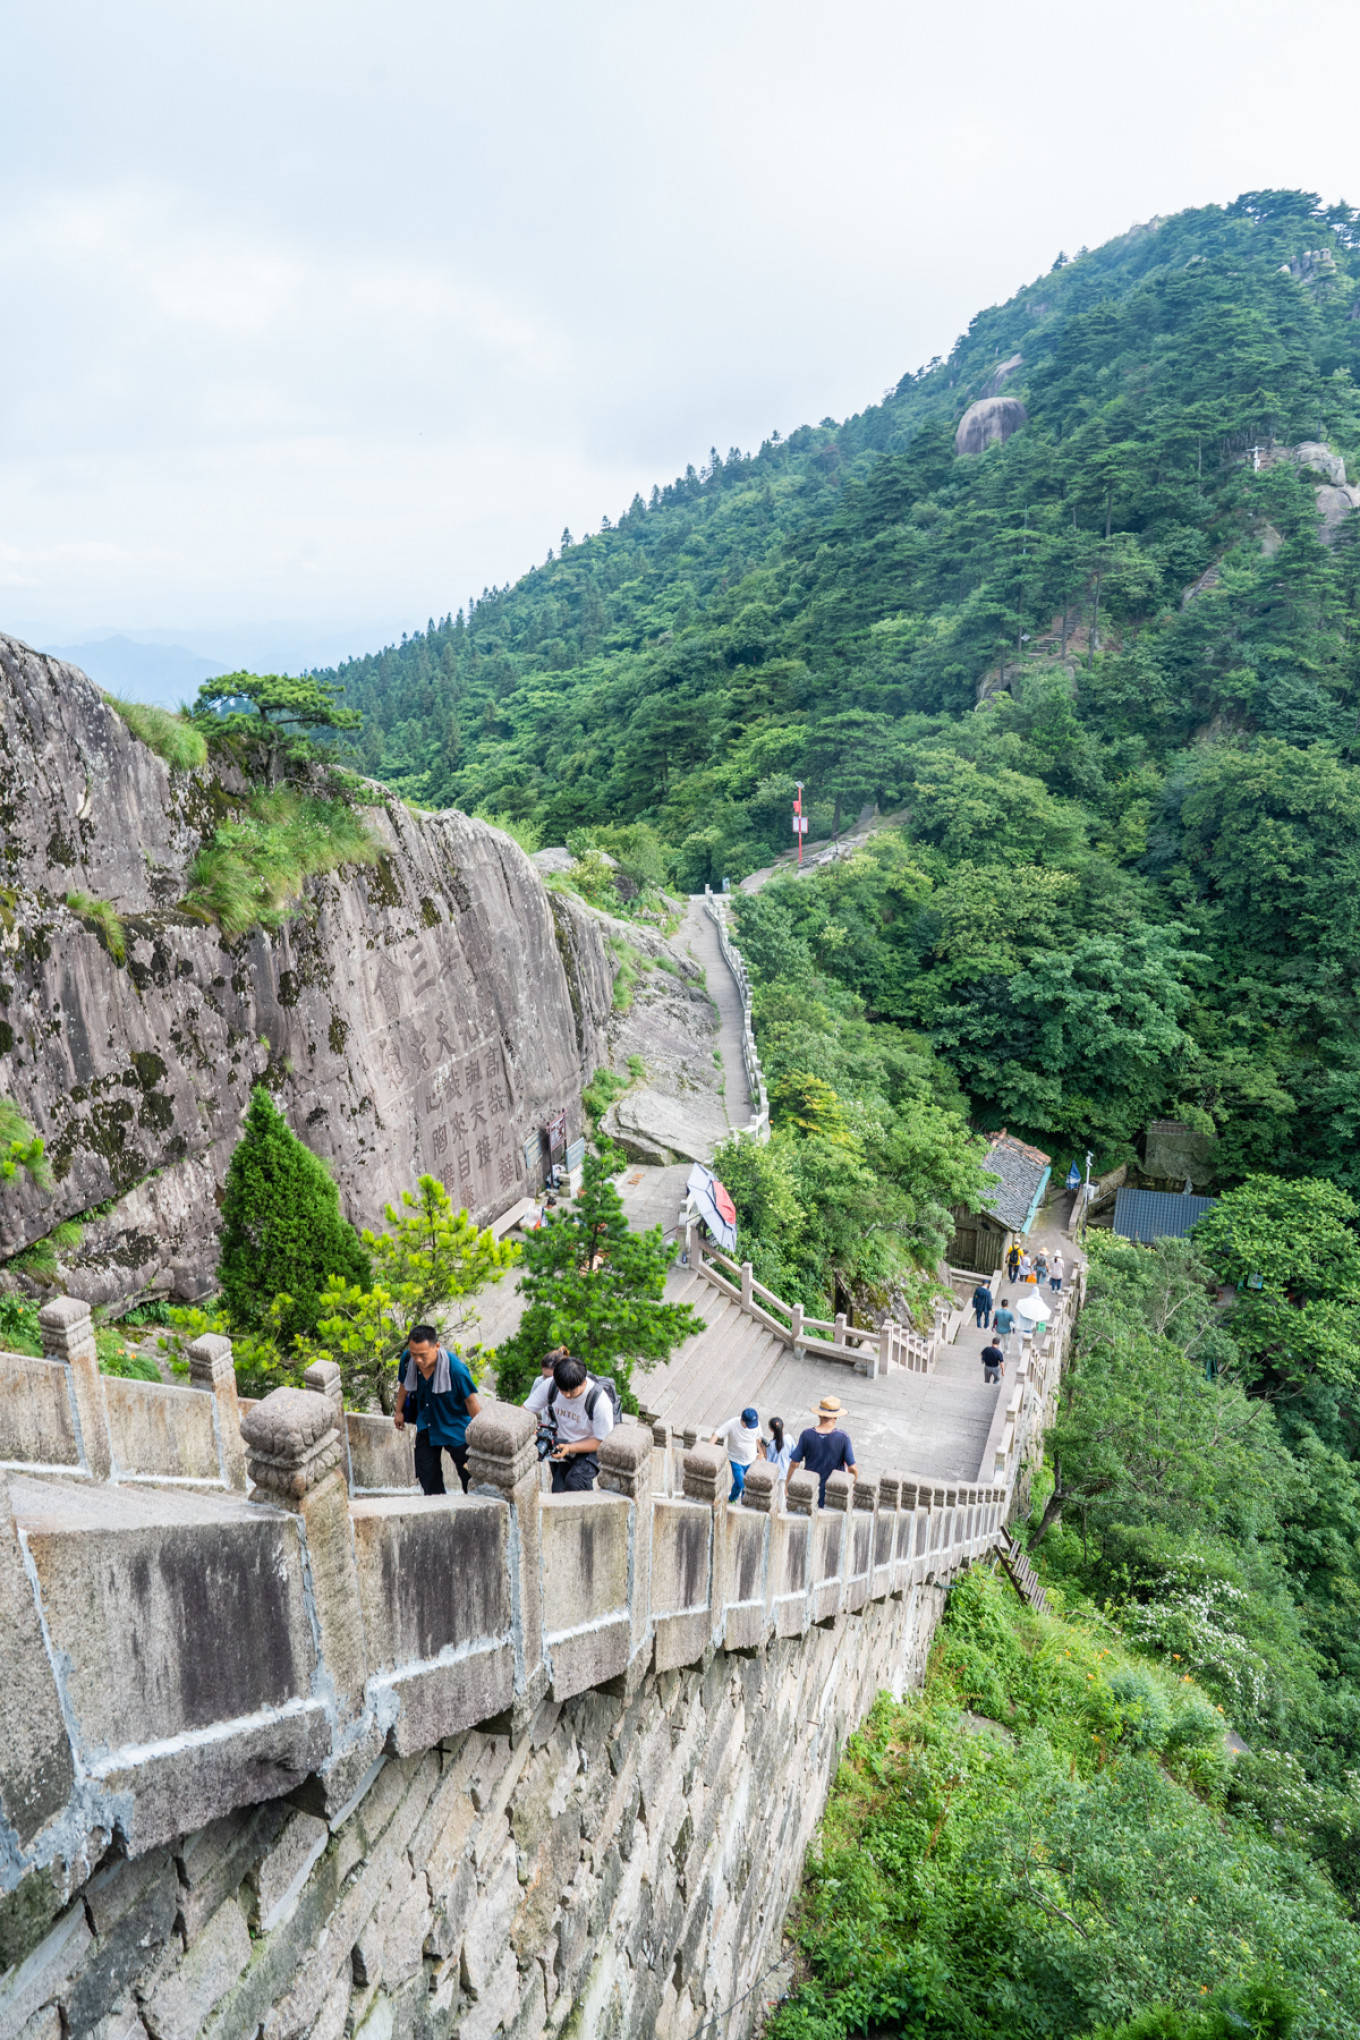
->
[182, 789, 381, 938]
[0, 1100, 51, 1189]
[0, 1292, 42, 1354]
[103, 695, 209, 771]
[64, 891, 127, 965]
[217, 1087, 371, 1346]
[3, 1219, 84, 1284]
[311, 1175, 516, 1410]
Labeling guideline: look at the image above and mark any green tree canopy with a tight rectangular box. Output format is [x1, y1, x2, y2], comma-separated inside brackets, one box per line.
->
[192, 671, 362, 739]
[493, 1150, 706, 1404]
[312, 1175, 517, 1410]
[217, 1086, 371, 1346]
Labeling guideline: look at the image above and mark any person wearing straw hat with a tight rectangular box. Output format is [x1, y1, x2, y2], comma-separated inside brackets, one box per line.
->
[789, 1395, 858, 1506]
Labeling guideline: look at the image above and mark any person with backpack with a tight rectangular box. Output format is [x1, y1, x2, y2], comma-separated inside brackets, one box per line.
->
[1006, 1242, 1022, 1285]
[393, 1322, 481, 1495]
[712, 1407, 761, 1500]
[525, 1353, 618, 1491]
[971, 1280, 993, 1329]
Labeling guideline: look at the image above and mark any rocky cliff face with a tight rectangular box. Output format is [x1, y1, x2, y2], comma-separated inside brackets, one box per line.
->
[0, 635, 614, 1304]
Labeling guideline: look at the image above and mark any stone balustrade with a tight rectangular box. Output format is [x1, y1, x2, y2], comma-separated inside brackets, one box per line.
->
[0, 1300, 421, 1497]
[1, 1384, 1013, 1908]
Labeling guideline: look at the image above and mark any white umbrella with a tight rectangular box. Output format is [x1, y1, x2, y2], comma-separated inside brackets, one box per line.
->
[1013, 1289, 1052, 1324]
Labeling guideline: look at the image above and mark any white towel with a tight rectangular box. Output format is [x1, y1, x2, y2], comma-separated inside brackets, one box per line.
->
[404, 1348, 454, 1395]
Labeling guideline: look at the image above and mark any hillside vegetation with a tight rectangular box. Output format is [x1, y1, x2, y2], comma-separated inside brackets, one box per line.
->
[328, 189, 1360, 1196]
[317, 189, 1360, 2029]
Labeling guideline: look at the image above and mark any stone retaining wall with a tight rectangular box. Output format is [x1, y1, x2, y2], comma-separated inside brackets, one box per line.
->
[1, 1294, 1067, 2039]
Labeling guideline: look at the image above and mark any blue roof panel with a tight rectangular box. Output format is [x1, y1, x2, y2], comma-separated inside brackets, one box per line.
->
[1112, 1188, 1217, 1243]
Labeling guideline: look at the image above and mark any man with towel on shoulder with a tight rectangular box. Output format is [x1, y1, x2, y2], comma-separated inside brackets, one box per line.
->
[393, 1322, 481, 1495]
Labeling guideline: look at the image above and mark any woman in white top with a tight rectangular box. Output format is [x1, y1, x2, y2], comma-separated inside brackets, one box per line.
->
[762, 1415, 793, 1478]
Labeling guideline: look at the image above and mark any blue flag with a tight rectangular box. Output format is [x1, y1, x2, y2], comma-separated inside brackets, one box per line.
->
[1066, 1162, 1081, 1189]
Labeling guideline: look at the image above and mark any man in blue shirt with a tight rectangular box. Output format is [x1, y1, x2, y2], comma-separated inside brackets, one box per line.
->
[393, 1322, 481, 1495]
[789, 1395, 858, 1506]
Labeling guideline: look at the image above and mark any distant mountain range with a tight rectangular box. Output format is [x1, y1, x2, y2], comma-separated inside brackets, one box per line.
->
[40, 635, 228, 710]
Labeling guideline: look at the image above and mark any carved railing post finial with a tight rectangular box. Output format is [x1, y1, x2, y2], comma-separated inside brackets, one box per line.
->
[240, 1387, 343, 1503]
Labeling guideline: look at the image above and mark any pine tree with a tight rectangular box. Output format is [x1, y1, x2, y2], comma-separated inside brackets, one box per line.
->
[493, 1150, 705, 1405]
[218, 1087, 371, 1344]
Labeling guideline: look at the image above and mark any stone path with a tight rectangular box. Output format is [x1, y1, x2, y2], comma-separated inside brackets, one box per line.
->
[675, 895, 755, 1137]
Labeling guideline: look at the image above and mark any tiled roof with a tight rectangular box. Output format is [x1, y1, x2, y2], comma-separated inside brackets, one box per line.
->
[1112, 1188, 1217, 1244]
[980, 1130, 1052, 1230]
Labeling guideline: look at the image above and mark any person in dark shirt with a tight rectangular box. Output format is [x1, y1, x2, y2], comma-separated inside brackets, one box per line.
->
[971, 1282, 993, 1329]
[980, 1341, 1005, 1385]
[393, 1323, 481, 1494]
[789, 1396, 858, 1505]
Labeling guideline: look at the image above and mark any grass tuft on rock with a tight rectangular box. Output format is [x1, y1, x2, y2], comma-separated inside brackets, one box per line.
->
[103, 695, 209, 771]
[64, 891, 127, 964]
[182, 789, 382, 938]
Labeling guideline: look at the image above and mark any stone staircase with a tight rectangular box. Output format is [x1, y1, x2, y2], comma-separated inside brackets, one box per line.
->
[636, 1265, 792, 1434]
[635, 1234, 959, 1456]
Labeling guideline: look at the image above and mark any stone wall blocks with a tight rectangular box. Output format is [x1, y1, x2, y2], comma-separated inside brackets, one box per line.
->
[143, 1896, 251, 2040]
[0, 1902, 93, 2040]
[174, 1804, 289, 1942]
[64, 1862, 179, 2040]
[245, 1809, 329, 1936]
[460, 1846, 520, 1996]
[458, 1945, 520, 2040]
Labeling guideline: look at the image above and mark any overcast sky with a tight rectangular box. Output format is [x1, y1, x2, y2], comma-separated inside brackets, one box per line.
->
[5, 0, 1360, 669]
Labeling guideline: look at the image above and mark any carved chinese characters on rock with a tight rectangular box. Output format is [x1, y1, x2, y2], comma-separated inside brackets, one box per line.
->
[416, 1038, 522, 1216]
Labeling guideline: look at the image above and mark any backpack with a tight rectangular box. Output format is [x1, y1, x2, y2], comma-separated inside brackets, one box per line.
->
[548, 1371, 623, 1427]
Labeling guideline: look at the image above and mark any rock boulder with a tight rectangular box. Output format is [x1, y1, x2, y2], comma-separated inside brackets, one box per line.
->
[954, 395, 1028, 456]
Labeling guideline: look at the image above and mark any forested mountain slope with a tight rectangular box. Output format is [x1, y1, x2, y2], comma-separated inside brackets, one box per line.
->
[327, 189, 1360, 1192]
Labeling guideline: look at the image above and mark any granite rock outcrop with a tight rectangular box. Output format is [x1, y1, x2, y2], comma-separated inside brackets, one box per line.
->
[0, 635, 615, 1305]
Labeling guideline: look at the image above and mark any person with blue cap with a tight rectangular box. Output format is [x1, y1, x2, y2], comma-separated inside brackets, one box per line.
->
[711, 1407, 762, 1500]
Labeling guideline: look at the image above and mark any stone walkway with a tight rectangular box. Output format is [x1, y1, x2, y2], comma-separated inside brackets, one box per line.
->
[676, 895, 755, 1137]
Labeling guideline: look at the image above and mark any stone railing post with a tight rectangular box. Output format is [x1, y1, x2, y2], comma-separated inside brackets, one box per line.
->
[598, 1422, 655, 1683]
[727, 1459, 774, 1649]
[874, 1475, 900, 1597]
[790, 1301, 804, 1352]
[189, 1332, 247, 1491]
[241, 1389, 367, 1722]
[39, 1296, 110, 1480]
[772, 1468, 815, 1637]
[817, 1469, 852, 1621]
[466, 1405, 547, 1729]
[740, 1261, 754, 1308]
[847, 1478, 877, 1609]
[303, 1358, 347, 1488]
[650, 1421, 672, 1495]
[682, 1443, 726, 1652]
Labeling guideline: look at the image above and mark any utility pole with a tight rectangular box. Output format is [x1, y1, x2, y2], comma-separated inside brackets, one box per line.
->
[793, 781, 807, 866]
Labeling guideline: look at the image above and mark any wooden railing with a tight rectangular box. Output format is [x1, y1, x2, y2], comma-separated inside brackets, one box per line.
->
[685, 1227, 946, 1377]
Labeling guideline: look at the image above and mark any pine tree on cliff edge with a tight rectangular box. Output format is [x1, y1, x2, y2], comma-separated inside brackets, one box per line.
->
[218, 1086, 371, 1344]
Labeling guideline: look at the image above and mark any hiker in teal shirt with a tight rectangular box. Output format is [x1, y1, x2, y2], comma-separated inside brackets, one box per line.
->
[993, 1298, 1017, 1359]
[393, 1322, 480, 1494]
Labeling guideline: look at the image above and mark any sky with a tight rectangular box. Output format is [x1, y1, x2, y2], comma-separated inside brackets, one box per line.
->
[5, 0, 1360, 672]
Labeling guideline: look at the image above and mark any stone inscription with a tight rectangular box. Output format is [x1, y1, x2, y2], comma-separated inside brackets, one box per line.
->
[415, 1036, 521, 1211]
